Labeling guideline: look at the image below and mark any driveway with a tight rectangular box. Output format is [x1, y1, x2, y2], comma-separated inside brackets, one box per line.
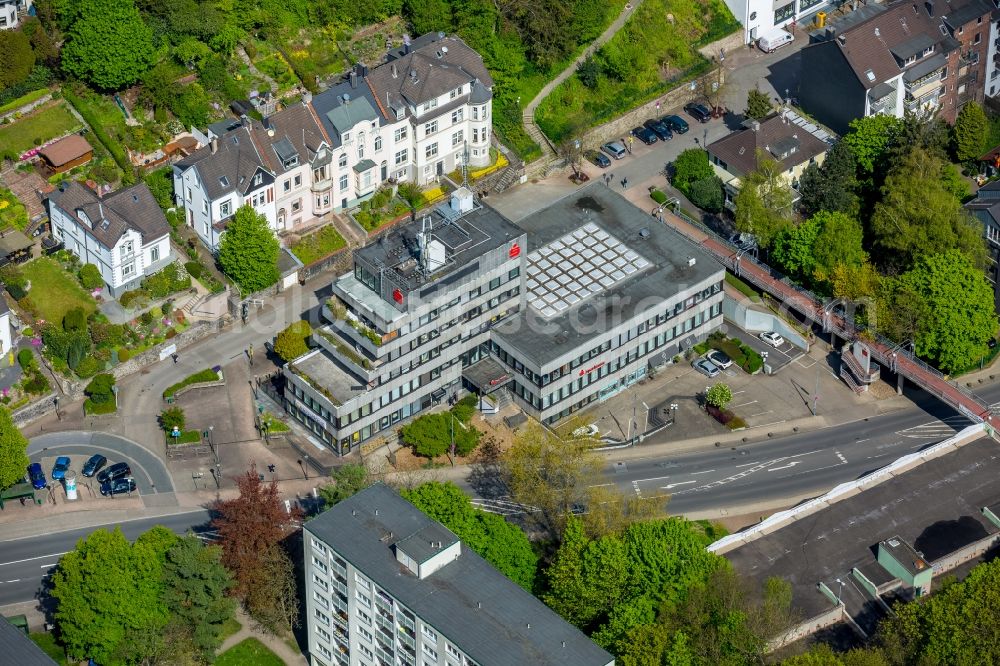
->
[29, 432, 175, 501]
[724, 325, 804, 374]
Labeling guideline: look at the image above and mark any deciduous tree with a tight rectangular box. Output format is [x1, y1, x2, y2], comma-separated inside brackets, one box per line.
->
[870, 148, 986, 271]
[218, 205, 279, 294]
[212, 463, 301, 628]
[733, 152, 793, 248]
[811, 211, 867, 285]
[953, 100, 988, 162]
[319, 462, 377, 508]
[893, 250, 997, 373]
[400, 412, 481, 458]
[843, 114, 902, 176]
[402, 481, 538, 590]
[672, 149, 714, 196]
[0, 406, 29, 490]
[688, 176, 724, 213]
[705, 383, 732, 410]
[50, 528, 170, 663]
[273, 319, 311, 362]
[60, 0, 154, 89]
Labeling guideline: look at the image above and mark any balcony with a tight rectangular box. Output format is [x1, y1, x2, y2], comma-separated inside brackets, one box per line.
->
[904, 93, 939, 112]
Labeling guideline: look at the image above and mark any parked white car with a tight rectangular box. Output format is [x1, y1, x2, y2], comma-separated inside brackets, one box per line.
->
[759, 331, 785, 348]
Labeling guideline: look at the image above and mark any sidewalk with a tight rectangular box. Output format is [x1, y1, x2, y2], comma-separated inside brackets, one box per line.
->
[217, 608, 307, 666]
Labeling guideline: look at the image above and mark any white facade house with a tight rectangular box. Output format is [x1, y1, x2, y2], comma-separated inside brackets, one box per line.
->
[173, 33, 495, 250]
[0, 298, 12, 361]
[724, 0, 827, 44]
[47, 182, 173, 296]
[0, 0, 31, 30]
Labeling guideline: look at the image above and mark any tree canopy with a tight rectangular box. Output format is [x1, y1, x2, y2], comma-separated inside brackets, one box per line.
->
[319, 462, 376, 508]
[843, 114, 903, 176]
[60, 0, 155, 90]
[953, 100, 988, 162]
[672, 149, 714, 197]
[401, 481, 538, 590]
[400, 411, 481, 457]
[218, 205, 280, 294]
[798, 140, 859, 218]
[870, 148, 985, 271]
[888, 251, 997, 373]
[733, 152, 793, 248]
[273, 319, 312, 362]
[744, 87, 772, 121]
[0, 406, 29, 490]
[0, 29, 35, 89]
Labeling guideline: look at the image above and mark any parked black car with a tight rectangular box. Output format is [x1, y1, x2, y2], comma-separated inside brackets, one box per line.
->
[97, 462, 131, 485]
[100, 477, 136, 497]
[631, 126, 658, 145]
[643, 118, 673, 141]
[587, 150, 611, 168]
[684, 102, 712, 123]
[662, 114, 690, 134]
[82, 454, 107, 477]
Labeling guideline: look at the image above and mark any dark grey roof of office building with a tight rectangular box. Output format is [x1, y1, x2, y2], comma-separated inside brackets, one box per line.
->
[354, 193, 523, 295]
[0, 616, 58, 665]
[308, 484, 613, 666]
[492, 183, 723, 368]
[726, 434, 1000, 621]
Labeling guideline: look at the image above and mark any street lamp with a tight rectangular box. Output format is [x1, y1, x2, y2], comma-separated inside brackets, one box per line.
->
[670, 403, 679, 424]
[835, 578, 845, 604]
[214, 462, 221, 489]
[112, 385, 119, 411]
[298, 459, 308, 480]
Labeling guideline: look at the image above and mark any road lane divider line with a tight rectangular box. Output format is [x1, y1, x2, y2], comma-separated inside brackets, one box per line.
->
[0, 551, 69, 567]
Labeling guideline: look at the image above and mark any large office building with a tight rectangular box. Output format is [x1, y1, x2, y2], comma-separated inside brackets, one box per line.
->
[282, 183, 724, 451]
[303, 483, 615, 666]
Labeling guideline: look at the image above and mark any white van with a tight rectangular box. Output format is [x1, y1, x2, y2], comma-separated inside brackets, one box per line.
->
[757, 29, 794, 53]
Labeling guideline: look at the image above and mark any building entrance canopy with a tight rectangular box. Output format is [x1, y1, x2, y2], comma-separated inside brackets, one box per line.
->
[462, 356, 513, 394]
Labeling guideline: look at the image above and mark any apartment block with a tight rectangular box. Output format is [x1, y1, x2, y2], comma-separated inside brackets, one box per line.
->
[304, 483, 615, 666]
[799, 0, 998, 135]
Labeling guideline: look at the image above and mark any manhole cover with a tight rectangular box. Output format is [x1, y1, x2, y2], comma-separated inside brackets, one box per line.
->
[613, 462, 627, 474]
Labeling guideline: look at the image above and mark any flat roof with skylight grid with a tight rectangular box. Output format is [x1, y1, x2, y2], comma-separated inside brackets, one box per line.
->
[525, 223, 652, 319]
[493, 183, 724, 369]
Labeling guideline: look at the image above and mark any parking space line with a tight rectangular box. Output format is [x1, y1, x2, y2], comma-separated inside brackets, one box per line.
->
[733, 400, 758, 408]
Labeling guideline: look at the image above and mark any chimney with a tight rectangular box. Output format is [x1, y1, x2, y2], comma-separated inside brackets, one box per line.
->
[350, 70, 358, 88]
[240, 114, 249, 127]
[302, 90, 312, 105]
[210, 138, 219, 154]
[838, 34, 847, 45]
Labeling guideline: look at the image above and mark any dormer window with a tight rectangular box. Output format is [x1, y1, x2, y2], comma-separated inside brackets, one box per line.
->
[905, 54, 917, 65]
[450, 86, 462, 99]
[254, 173, 262, 186]
[343, 132, 351, 143]
[77, 209, 90, 225]
[923, 45, 934, 56]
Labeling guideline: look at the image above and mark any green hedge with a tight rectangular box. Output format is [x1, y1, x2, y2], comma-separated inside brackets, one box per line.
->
[708, 334, 764, 374]
[163, 368, 219, 399]
[0, 88, 49, 116]
[63, 89, 132, 178]
[84, 398, 117, 415]
[650, 189, 668, 205]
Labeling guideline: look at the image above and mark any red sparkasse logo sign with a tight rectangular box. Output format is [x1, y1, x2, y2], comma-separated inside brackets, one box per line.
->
[509, 242, 521, 258]
[392, 288, 403, 303]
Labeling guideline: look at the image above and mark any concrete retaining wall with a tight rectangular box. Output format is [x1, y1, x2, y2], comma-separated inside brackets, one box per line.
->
[931, 532, 1000, 575]
[767, 605, 846, 652]
[724, 296, 810, 349]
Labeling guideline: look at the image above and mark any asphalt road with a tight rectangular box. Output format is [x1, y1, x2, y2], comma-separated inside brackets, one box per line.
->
[0, 509, 213, 606]
[29, 432, 175, 496]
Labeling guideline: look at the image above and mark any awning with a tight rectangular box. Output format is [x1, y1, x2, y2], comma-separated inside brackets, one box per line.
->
[462, 356, 513, 394]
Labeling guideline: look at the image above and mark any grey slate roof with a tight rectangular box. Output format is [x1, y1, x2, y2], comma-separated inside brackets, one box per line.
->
[707, 112, 828, 177]
[48, 182, 170, 249]
[944, 0, 995, 27]
[311, 80, 387, 149]
[306, 484, 614, 666]
[175, 124, 272, 200]
[0, 616, 58, 665]
[325, 95, 378, 136]
[367, 34, 493, 109]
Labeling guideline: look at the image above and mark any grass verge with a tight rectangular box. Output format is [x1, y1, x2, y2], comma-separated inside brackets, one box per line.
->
[84, 399, 117, 415]
[215, 638, 284, 666]
[163, 368, 220, 399]
[290, 225, 347, 266]
[0, 88, 50, 116]
[725, 272, 761, 302]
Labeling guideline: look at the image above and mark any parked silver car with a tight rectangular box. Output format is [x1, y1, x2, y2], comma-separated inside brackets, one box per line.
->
[693, 358, 721, 378]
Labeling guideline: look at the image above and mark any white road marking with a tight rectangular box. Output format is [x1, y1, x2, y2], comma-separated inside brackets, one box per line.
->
[5, 579, 20, 583]
[733, 400, 758, 408]
[767, 461, 802, 472]
[691, 469, 716, 475]
[835, 451, 847, 464]
[662, 481, 697, 489]
[733, 461, 760, 467]
[0, 551, 68, 567]
[39, 563, 58, 569]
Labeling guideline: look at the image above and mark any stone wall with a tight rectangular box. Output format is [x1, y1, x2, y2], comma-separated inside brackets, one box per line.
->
[580, 68, 726, 149]
[299, 247, 352, 282]
[0, 93, 54, 125]
[112, 320, 222, 379]
[13, 393, 59, 427]
[698, 31, 747, 59]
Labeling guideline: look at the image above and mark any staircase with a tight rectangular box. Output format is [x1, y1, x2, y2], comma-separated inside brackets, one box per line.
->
[522, 111, 556, 160]
[491, 158, 524, 193]
[492, 389, 514, 410]
[840, 366, 864, 394]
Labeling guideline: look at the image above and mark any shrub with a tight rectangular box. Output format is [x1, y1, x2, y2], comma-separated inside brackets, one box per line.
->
[66, 335, 88, 371]
[159, 406, 185, 431]
[727, 416, 747, 430]
[1, 265, 27, 300]
[165, 328, 177, 339]
[689, 176, 724, 213]
[91, 322, 127, 348]
[62, 306, 88, 333]
[706, 404, 734, 425]
[452, 395, 478, 423]
[17, 348, 33, 369]
[117, 348, 131, 362]
[141, 263, 190, 298]
[705, 383, 733, 409]
[18, 295, 38, 317]
[85, 373, 115, 404]
[74, 355, 103, 378]
[140, 310, 154, 325]
[20, 326, 32, 337]
[119, 289, 151, 309]
[184, 261, 204, 279]
[23, 371, 49, 395]
[78, 263, 104, 289]
[274, 320, 312, 362]
[650, 189, 668, 205]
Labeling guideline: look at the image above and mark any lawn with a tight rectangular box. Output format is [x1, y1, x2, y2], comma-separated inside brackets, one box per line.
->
[0, 101, 83, 157]
[0, 88, 50, 116]
[20, 257, 98, 324]
[163, 367, 220, 399]
[290, 225, 347, 265]
[535, 0, 738, 141]
[216, 638, 285, 666]
[30, 633, 70, 665]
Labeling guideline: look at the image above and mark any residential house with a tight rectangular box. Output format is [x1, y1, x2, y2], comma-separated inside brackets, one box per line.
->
[47, 182, 173, 296]
[0, 0, 31, 30]
[705, 110, 829, 208]
[304, 483, 616, 666]
[963, 179, 1000, 313]
[799, 0, 998, 135]
[0, 297, 12, 360]
[173, 33, 495, 250]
